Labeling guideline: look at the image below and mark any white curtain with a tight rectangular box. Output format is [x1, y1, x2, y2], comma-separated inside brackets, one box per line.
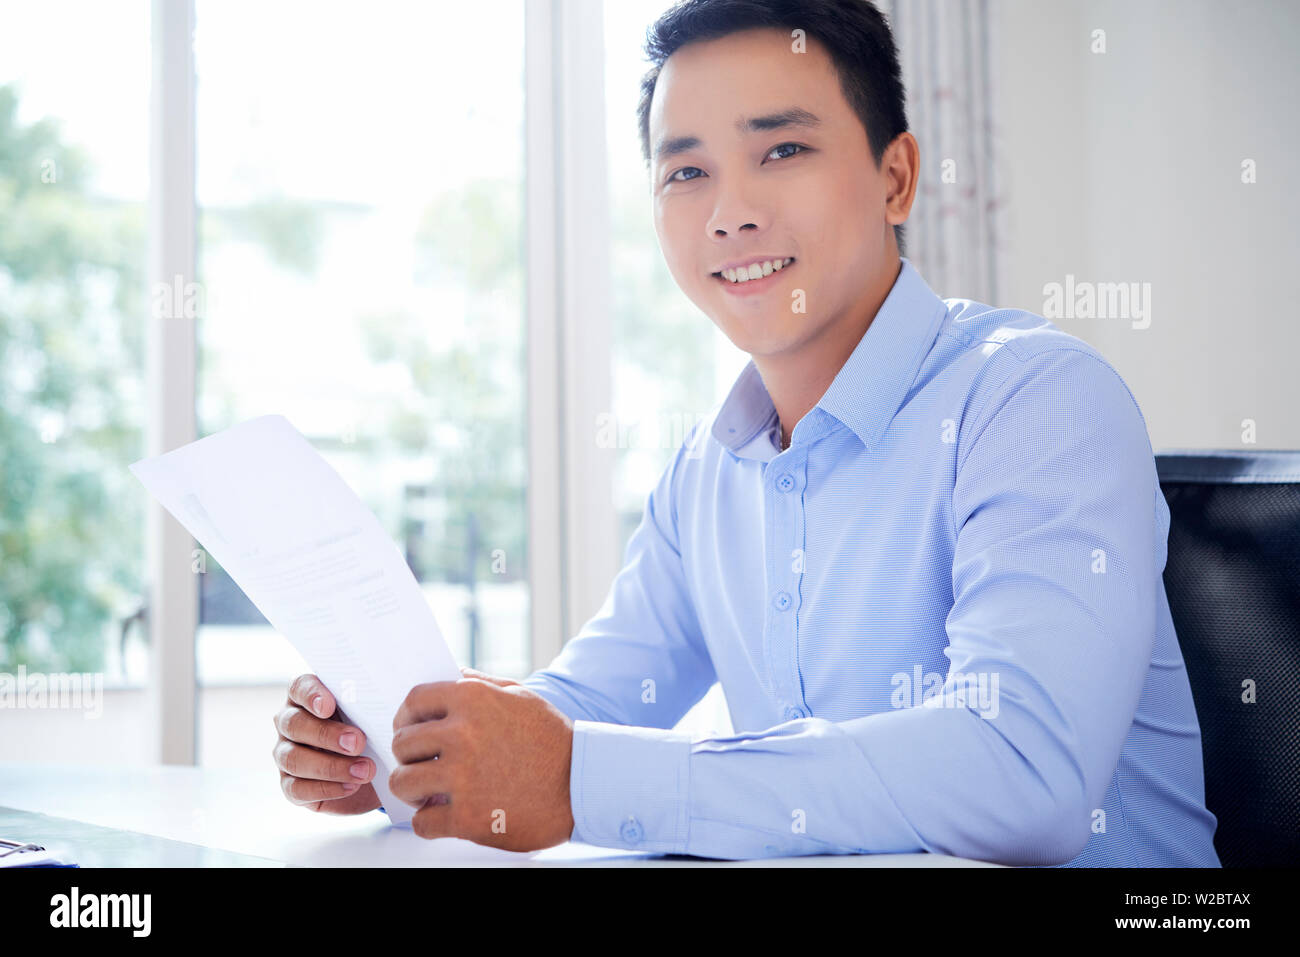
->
[879, 0, 1005, 303]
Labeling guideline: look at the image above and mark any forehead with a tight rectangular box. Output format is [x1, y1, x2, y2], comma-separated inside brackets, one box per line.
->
[649, 27, 844, 144]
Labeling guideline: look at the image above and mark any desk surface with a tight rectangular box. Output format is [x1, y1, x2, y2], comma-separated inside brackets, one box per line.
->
[0, 763, 1000, 867]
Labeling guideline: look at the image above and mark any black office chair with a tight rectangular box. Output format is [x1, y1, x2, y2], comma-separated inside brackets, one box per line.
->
[1157, 449, 1300, 867]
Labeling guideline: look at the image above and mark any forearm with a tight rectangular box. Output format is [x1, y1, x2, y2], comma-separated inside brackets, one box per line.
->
[520, 670, 620, 725]
[567, 700, 1088, 863]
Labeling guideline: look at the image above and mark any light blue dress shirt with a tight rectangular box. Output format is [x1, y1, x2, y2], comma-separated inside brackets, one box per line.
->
[521, 257, 1220, 866]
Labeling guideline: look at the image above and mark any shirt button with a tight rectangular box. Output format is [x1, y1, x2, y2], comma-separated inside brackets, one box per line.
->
[620, 816, 644, 845]
[783, 706, 806, 721]
[773, 591, 791, 611]
[776, 474, 795, 492]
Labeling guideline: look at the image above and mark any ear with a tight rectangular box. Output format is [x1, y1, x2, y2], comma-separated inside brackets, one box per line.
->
[882, 131, 920, 226]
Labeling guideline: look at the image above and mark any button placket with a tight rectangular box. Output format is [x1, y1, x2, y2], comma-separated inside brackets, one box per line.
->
[764, 444, 806, 712]
[783, 442, 813, 722]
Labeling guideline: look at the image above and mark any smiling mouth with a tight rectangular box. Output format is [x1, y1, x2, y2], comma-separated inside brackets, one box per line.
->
[711, 257, 796, 285]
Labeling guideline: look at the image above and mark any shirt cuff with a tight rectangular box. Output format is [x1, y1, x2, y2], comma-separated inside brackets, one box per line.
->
[569, 720, 693, 853]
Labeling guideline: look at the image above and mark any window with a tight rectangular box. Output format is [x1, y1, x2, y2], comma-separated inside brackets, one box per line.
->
[603, 0, 750, 553]
[0, 1, 152, 761]
[1, 0, 730, 767]
[192, 0, 529, 766]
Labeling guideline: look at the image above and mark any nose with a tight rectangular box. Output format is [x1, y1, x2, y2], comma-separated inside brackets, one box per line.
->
[712, 221, 759, 238]
[706, 175, 770, 239]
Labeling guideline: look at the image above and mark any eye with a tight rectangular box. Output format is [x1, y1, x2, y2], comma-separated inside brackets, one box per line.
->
[767, 142, 809, 161]
[663, 143, 809, 186]
[666, 166, 704, 184]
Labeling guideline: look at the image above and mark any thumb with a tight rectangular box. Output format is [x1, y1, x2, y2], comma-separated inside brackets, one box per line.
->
[459, 666, 520, 687]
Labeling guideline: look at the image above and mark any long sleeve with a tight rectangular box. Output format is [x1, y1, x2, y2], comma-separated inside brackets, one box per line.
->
[521, 422, 718, 730]
[551, 348, 1164, 864]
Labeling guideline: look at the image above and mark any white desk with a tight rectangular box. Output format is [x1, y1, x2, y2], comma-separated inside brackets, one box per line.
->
[0, 762, 1000, 867]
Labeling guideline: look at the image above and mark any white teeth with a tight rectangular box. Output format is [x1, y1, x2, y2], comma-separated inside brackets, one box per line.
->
[721, 258, 793, 283]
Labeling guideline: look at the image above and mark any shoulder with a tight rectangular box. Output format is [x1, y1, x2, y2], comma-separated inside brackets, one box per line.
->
[929, 300, 1153, 468]
[939, 298, 1111, 374]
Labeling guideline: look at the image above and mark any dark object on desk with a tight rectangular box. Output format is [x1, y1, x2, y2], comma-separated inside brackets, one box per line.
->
[0, 835, 77, 867]
[1157, 449, 1300, 867]
[0, 808, 281, 867]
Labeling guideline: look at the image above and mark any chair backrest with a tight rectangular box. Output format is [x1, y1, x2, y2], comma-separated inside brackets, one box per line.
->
[1157, 449, 1300, 867]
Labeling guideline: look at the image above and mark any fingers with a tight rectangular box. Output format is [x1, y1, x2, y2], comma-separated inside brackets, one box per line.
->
[277, 675, 383, 816]
[391, 720, 451, 764]
[389, 722, 454, 809]
[388, 755, 452, 810]
[313, 782, 382, 816]
[410, 799, 455, 840]
[287, 674, 335, 720]
[279, 770, 363, 807]
[272, 738, 375, 784]
[273, 702, 367, 756]
[393, 680, 462, 731]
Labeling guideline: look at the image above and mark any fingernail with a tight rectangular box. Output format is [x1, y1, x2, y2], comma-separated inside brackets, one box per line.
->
[312, 695, 324, 716]
[339, 732, 357, 752]
[350, 761, 369, 780]
[342, 782, 359, 792]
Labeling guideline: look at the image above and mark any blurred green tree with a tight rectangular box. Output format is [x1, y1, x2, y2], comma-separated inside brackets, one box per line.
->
[359, 178, 528, 664]
[0, 82, 147, 673]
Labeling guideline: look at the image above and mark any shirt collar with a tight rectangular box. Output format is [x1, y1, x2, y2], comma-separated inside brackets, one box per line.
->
[711, 257, 949, 459]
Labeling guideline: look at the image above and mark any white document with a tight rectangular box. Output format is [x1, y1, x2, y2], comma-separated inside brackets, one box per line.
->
[129, 414, 462, 827]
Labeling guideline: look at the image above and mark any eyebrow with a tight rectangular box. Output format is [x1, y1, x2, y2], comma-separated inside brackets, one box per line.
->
[653, 107, 823, 162]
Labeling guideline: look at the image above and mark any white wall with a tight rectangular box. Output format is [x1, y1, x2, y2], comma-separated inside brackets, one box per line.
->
[994, 0, 1300, 450]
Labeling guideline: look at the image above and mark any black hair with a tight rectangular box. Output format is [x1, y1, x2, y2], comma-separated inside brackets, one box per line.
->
[637, 0, 909, 255]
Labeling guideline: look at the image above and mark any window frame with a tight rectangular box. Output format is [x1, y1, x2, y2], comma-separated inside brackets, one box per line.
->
[144, 0, 617, 764]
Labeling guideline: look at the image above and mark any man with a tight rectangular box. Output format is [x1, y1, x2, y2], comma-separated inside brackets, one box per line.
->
[272, 0, 1220, 866]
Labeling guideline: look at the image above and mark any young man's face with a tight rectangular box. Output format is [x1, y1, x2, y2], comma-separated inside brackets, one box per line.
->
[648, 27, 901, 359]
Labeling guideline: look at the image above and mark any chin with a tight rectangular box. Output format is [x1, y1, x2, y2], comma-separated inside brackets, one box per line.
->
[713, 321, 803, 359]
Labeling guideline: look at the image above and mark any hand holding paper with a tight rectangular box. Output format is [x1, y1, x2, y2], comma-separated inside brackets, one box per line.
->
[129, 415, 462, 827]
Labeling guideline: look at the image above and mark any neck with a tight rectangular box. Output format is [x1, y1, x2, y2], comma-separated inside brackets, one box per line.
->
[755, 255, 902, 450]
